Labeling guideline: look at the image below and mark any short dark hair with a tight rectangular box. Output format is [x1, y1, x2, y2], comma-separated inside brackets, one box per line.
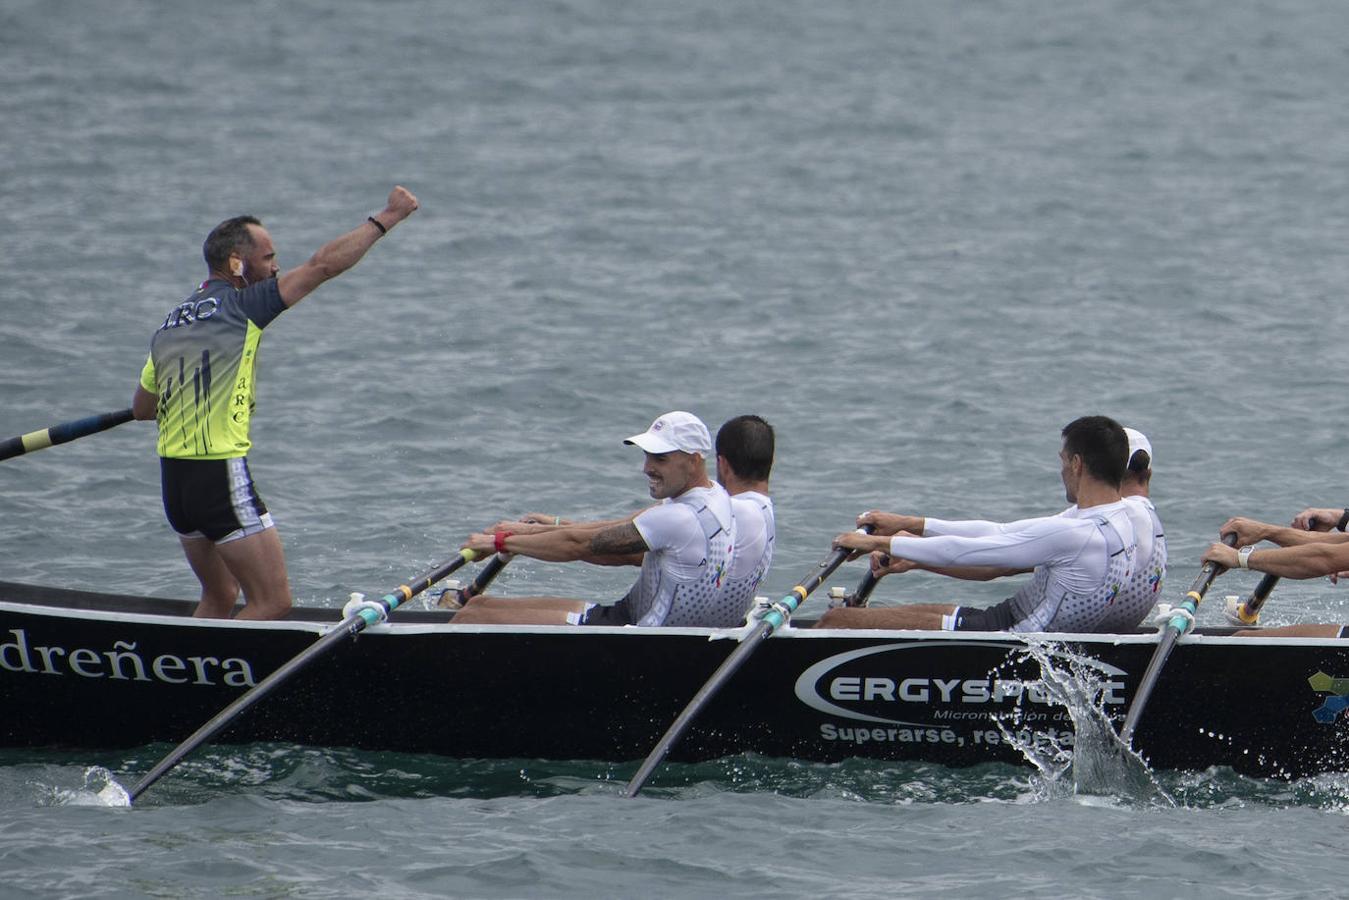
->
[1126, 448, 1151, 476]
[716, 415, 774, 482]
[203, 215, 261, 270]
[1125, 447, 1152, 488]
[1061, 415, 1127, 487]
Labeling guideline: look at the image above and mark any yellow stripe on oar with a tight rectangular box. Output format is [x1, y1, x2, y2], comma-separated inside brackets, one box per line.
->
[20, 430, 54, 452]
[792, 585, 809, 602]
[1, 408, 135, 463]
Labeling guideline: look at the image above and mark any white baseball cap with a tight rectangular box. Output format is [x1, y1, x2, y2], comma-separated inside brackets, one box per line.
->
[1124, 427, 1153, 469]
[624, 411, 712, 456]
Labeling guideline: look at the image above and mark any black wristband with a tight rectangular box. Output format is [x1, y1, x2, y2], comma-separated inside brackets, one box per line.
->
[367, 216, 387, 236]
[1336, 508, 1349, 532]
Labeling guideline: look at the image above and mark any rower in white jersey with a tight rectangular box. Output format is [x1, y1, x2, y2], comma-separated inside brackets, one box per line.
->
[468, 413, 777, 625]
[1099, 427, 1166, 630]
[837, 425, 1164, 632]
[715, 416, 776, 614]
[817, 416, 1138, 634]
[454, 411, 738, 627]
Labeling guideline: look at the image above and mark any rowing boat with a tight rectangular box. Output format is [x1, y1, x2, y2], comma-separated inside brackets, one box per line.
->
[3, 579, 1346, 779]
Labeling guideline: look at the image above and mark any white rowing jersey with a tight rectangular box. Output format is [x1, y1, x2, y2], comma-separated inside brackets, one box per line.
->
[888, 500, 1138, 633]
[1058, 496, 1165, 631]
[722, 490, 775, 616]
[624, 483, 737, 627]
[1101, 496, 1166, 631]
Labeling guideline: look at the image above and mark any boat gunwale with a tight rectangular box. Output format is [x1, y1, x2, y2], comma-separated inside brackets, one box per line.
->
[2, 580, 1341, 645]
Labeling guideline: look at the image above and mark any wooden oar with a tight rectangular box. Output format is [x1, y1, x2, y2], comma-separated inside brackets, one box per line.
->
[0, 408, 134, 462]
[438, 551, 513, 609]
[624, 525, 872, 798]
[128, 547, 481, 803]
[1119, 533, 1237, 746]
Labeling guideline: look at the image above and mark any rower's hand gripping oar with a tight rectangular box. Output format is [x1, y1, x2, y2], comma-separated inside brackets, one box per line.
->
[624, 525, 873, 798]
[1224, 512, 1336, 626]
[0, 408, 134, 462]
[1119, 533, 1237, 747]
[128, 548, 482, 803]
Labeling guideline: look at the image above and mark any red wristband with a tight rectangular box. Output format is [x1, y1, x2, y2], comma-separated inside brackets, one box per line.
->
[494, 531, 512, 554]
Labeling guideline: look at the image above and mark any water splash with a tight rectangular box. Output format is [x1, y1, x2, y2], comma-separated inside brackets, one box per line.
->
[993, 639, 1175, 807]
[51, 767, 131, 807]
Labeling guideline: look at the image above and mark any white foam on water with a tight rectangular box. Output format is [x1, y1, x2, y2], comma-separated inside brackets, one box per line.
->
[52, 767, 131, 808]
[995, 639, 1175, 808]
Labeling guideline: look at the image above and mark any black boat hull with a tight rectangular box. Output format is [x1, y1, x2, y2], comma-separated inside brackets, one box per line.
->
[3, 581, 1348, 778]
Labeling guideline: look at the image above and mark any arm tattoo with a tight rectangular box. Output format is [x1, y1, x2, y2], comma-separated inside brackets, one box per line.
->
[589, 522, 649, 557]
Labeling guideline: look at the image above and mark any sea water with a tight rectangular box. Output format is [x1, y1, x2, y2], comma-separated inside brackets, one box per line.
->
[5, 0, 1349, 896]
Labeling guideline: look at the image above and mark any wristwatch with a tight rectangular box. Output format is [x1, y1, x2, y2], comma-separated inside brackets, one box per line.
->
[1237, 545, 1255, 569]
[1336, 508, 1349, 532]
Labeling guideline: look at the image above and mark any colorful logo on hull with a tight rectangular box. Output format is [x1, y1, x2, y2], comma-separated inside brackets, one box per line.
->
[1308, 671, 1349, 723]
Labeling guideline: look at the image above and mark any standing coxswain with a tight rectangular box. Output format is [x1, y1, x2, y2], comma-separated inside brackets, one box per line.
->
[132, 187, 420, 620]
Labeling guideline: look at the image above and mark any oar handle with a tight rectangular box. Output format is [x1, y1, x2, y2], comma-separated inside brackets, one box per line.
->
[129, 548, 480, 803]
[1190, 532, 1238, 594]
[0, 408, 134, 462]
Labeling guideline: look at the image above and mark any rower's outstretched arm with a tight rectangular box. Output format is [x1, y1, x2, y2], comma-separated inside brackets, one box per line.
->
[1204, 540, 1349, 580]
[463, 521, 649, 563]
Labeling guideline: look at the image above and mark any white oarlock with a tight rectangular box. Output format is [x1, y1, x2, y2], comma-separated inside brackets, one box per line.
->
[342, 592, 388, 625]
[827, 586, 848, 609]
[1151, 602, 1196, 634]
[431, 579, 465, 610]
[1222, 594, 1258, 626]
[746, 595, 772, 623]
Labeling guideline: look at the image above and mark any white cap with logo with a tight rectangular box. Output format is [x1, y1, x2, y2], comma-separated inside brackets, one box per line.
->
[1124, 427, 1153, 469]
[624, 411, 712, 457]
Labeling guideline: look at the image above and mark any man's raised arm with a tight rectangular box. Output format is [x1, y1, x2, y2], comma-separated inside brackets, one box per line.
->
[276, 186, 419, 307]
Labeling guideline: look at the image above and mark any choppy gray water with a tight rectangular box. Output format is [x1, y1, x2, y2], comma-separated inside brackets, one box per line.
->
[6, 0, 1349, 896]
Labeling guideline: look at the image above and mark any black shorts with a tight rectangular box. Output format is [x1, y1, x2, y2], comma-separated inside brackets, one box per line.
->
[578, 598, 633, 626]
[160, 456, 273, 543]
[950, 597, 1020, 631]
